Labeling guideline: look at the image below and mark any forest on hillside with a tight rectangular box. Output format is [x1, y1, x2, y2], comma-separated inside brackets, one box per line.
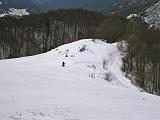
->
[0, 9, 160, 95]
[0, 9, 106, 59]
[95, 16, 160, 95]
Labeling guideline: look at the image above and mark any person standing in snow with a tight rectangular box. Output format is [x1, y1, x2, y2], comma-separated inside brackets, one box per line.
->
[62, 61, 65, 67]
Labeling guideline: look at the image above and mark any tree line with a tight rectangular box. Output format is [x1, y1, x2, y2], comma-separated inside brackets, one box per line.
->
[124, 21, 160, 95]
[0, 9, 106, 59]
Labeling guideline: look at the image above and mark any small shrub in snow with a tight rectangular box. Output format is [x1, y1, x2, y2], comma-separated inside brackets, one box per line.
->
[88, 65, 96, 69]
[65, 54, 68, 57]
[103, 61, 108, 70]
[89, 73, 95, 79]
[92, 39, 96, 43]
[70, 55, 75, 57]
[79, 45, 87, 52]
[105, 72, 112, 82]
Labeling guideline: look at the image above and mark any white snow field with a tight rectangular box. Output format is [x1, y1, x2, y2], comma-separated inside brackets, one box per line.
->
[0, 8, 29, 18]
[0, 39, 160, 120]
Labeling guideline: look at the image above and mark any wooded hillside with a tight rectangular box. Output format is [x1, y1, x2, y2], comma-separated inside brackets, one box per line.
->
[0, 9, 106, 59]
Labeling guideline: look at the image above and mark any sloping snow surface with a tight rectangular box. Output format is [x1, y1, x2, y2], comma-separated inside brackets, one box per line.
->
[0, 8, 29, 17]
[0, 39, 160, 120]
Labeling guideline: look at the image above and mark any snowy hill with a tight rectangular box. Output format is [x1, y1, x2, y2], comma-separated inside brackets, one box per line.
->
[0, 8, 29, 17]
[145, 1, 160, 28]
[0, 0, 36, 17]
[0, 39, 160, 120]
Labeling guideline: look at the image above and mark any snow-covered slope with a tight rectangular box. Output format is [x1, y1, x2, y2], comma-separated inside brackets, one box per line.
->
[145, 1, 160, 28]
[0, 39, 160, 120]
[0, 0, 37, 17]
[0, 8, 29, 17]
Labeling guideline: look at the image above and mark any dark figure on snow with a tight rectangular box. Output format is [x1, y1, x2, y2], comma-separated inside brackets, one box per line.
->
[62, 62, 65, 67]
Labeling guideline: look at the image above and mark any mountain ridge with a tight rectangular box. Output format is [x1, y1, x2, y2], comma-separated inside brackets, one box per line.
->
[32, 0, 114, 11]
[105, 0, 160, 16]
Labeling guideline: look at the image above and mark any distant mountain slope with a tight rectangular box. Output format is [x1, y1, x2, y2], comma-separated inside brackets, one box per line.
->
[83, 0, 114, 11]
[105, 0, 159, 16]
[144, 1, 160, 28]
[34, 0, 114, 11]
[32, 0, 51, 5]
[103, 0, 160, 29]
[0, 8, 30, 17]
[0, 0, 37, 15]
[34, 0, 160, 18]
[38, 0, 92, 11]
